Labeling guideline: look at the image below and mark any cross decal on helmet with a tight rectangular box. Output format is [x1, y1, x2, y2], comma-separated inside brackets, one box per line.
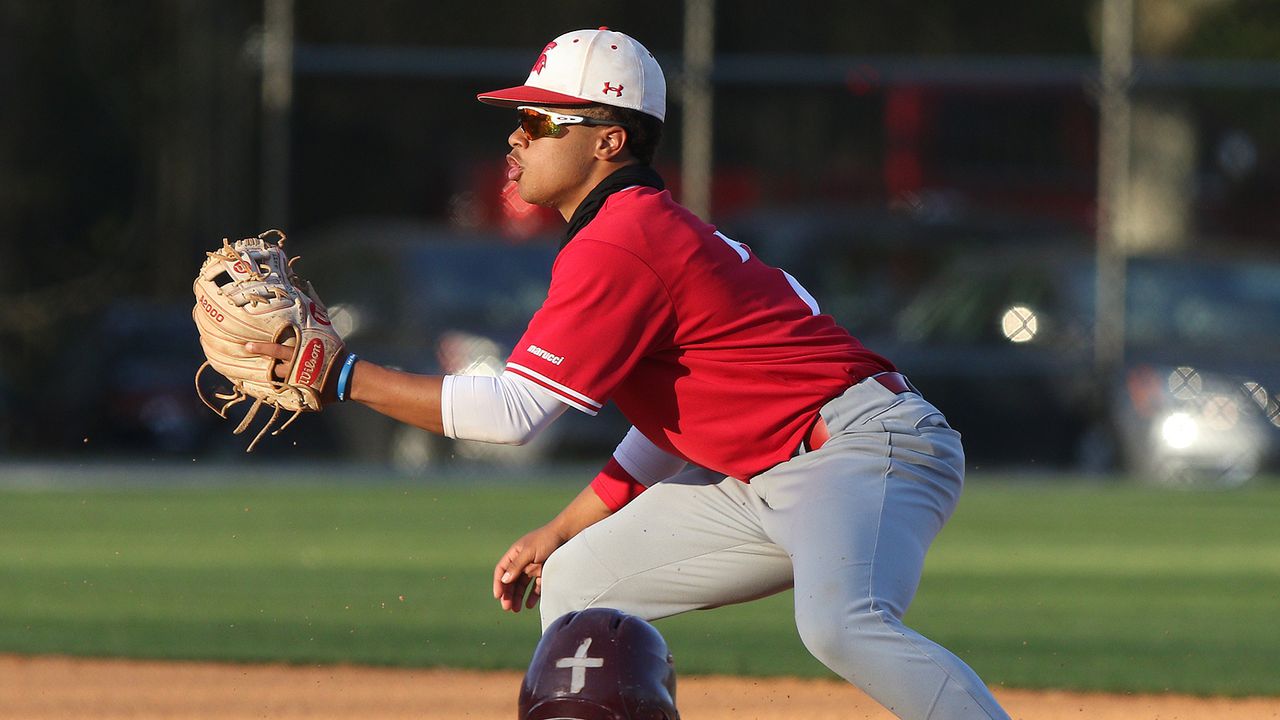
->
[555, 637, 605, 693]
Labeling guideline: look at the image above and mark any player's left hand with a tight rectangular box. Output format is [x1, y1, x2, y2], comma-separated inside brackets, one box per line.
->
[244, 340, 348, 406]
[493, 524, 569, 613]
[243, 341, 295, 382]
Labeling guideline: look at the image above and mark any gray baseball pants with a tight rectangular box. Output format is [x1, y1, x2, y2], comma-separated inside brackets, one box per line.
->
[539, 377, 1010, 720]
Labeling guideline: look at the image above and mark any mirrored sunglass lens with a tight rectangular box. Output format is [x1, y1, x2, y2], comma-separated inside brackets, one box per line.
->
[518, 109, 559, 139]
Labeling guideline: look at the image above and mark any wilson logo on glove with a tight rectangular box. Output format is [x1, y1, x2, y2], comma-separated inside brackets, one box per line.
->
[192, 229, 346, 452]
[294, 338, 325, 387]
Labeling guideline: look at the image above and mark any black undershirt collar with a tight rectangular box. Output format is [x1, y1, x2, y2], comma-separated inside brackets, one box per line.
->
[561, 164, 665, 248]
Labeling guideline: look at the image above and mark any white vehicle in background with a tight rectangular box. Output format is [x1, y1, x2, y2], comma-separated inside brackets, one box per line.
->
[886, 249, 1280, 486]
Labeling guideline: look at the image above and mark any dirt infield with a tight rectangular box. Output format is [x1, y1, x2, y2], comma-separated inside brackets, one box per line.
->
[3, 655, 1279, 719]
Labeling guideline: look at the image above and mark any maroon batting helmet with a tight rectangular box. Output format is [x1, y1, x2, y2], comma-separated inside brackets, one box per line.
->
[518, 608, 679, 720]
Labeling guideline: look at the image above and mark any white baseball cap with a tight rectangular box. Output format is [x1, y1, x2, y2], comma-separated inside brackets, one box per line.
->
[477, 27, 666, 121]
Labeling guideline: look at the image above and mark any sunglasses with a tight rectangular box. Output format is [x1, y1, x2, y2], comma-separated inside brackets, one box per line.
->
[516, 105, 620, 140]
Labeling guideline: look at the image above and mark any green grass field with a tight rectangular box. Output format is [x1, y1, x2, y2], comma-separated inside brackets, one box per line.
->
[1, 464, 1278, 696]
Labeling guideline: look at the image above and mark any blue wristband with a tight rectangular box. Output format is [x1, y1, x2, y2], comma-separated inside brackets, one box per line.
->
[336, 353, 359, 402]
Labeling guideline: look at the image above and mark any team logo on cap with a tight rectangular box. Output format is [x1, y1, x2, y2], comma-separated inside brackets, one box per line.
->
[602, 82, 624, 97]
[532, 41, 557, 75]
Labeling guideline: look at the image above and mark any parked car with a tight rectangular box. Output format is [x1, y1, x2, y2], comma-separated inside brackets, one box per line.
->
[874, 249, 1280, 484]
[301, 218, 629, 470]
[49, 300, 340, 458]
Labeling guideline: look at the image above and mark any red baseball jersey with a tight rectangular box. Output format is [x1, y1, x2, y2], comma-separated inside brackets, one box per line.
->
[506, 187, 893, 481]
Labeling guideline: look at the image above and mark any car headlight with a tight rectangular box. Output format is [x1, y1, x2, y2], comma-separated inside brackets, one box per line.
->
[1159, 411, 1199, 450]
[999, 304, 1039, 344]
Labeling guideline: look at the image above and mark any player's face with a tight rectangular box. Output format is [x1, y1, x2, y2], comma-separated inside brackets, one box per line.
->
[506, 107, 612, 218]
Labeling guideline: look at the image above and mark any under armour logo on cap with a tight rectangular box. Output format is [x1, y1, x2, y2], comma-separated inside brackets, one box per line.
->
[476, 27, 666, 121]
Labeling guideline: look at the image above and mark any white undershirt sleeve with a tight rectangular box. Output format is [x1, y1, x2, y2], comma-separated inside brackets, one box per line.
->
[441, 371, 570, 445]
[612, 426, 687, 487]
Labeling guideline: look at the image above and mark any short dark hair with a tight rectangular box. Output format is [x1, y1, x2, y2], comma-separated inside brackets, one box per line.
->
[578, 105, 664, 165]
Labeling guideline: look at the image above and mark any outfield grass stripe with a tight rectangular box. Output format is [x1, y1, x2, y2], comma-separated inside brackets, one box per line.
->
[2, 472, 1279, 694]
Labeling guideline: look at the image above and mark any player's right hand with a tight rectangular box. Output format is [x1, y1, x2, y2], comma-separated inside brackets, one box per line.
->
[493, 525, 569, 613]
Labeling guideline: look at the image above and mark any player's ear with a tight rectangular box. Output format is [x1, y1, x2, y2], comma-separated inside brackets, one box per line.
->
[594, 125, 629, 161]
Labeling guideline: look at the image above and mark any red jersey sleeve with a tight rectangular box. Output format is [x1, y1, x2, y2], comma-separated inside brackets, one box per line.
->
[589, 457, 647, 511]
[505, 238, 674, 414]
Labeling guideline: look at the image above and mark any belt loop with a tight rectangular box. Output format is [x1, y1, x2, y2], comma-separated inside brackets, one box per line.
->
[807, 417, 830, 452]
[870, 371, 915, 395]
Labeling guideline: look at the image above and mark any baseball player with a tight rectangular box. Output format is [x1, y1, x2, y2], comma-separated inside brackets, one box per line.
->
[521, 608, 678, 720]
[246, 26, 1008, 720]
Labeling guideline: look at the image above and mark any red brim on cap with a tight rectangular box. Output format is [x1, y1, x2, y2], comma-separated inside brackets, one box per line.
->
[476, 85, 597, 108]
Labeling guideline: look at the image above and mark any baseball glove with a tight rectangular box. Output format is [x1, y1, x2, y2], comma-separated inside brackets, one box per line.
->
[192, 229, 345, 451]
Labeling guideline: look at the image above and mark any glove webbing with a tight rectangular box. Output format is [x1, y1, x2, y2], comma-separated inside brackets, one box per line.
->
[195, 361, 306, 452]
